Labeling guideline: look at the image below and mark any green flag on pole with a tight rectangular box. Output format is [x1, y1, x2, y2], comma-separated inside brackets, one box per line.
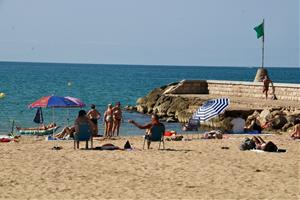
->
[254, 22, 264, 39]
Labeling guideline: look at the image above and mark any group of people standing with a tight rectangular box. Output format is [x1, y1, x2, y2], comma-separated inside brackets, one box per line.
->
[55, 102, 123, 139]
[87, 102, 123, 137]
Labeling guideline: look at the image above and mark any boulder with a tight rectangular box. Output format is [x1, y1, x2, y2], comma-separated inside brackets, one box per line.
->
[259, 109, 272, 124]
[167, 97, 189, 117]
[177, 110, 192, 123]
[136, 105, 147, 114]
[124, 105, 137, 111]
[271, 116, 288, 129]
[154, 99, 172, 117]
[136, 97, 146, 105]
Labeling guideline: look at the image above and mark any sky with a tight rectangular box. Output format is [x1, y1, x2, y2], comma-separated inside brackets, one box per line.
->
[0, 0, 299, 67]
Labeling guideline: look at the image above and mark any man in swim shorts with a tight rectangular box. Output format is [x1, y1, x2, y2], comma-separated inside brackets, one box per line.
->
[262, 75, 272, 100]
[87, 104, 101, 136]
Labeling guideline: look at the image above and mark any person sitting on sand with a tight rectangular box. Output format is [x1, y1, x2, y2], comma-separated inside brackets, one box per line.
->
[54, 126, 75, 139]
[290, 124, 300, 139]
[128, 114, 165, 149]
[251, 136, 278, 152]
[244, 117, 262, 134]
[230, 115, 245, 134]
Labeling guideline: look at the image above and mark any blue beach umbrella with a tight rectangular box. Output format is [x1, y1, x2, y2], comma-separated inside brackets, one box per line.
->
[192, 98, 230, 122]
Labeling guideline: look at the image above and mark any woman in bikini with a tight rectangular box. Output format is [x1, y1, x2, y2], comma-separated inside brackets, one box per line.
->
[104, 104, 113, 137]
[112, 102, 122, 137]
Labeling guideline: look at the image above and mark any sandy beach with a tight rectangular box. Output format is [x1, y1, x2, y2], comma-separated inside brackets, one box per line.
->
[0, 133, 299, 200]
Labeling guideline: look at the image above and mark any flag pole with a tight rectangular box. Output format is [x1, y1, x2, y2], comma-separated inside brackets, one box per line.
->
[261, 19, 265, 68]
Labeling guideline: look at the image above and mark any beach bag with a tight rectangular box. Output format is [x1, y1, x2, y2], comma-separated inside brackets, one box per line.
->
[124, 140, 132, 149]
[239, 137, 255, 151]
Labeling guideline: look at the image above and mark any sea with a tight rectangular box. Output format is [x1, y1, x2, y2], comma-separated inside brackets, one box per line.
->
[0, 61, 299, 136]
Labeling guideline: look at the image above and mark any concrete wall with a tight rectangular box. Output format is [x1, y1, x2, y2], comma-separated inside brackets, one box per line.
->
[167, 80, 300, 101]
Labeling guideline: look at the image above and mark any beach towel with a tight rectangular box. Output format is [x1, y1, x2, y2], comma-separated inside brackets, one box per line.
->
[0, 135, 14, 142]
[94, 143, 120, 150]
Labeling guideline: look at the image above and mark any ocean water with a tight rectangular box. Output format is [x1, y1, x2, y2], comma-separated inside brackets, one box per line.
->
[0, 61, 299, 135]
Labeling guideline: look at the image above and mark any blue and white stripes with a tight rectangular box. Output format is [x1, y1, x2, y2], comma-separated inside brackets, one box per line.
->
[192, 98, 230, 122]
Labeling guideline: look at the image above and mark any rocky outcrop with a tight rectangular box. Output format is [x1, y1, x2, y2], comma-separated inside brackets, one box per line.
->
[128, 83, 300, 133]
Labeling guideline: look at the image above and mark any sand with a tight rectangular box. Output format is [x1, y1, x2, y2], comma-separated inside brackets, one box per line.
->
[0, 133, 299, 200]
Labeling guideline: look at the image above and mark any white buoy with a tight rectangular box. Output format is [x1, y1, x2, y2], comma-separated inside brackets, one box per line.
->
[0, 92, 6, 99]
[67, 82, 72, 87]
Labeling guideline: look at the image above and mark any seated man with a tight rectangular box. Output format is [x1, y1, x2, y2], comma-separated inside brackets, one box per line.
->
[230, 116, 245, 134]
[291, 124, 300, 139]
[128, 114, 165, 149]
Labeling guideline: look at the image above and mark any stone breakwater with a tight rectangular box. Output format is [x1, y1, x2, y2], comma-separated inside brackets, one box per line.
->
[125, 80, 300, 133]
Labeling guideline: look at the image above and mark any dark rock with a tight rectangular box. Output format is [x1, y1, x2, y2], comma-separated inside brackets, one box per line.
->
[124, 105, 137, 111]
[177, 110, 192, 123]
[167, 97, 189, 117]
[271, 116, 288, 129]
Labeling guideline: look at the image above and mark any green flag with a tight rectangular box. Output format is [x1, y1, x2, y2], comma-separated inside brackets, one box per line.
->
[254, 22, 264, 39]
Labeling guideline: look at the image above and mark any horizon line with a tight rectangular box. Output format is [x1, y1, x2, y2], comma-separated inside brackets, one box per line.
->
[0, 60, 299, 69]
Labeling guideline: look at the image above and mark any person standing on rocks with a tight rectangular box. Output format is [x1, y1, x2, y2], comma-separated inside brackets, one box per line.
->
[262, 75, 272, 100]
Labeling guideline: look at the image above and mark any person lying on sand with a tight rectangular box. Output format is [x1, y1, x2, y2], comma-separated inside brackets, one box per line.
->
[54, 126, 75, 139]
[16, 123, 57, 131]
[251, 136, 278, 152]
[201, 130, 223, 139]
[290, 124, 300, 139]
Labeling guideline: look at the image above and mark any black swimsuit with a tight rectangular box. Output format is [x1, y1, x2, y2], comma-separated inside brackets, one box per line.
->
[91, 118, 98, 125]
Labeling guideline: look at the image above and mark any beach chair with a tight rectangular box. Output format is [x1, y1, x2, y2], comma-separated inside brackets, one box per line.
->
[74, 124, 93, 149]
[143, 124, 165, 150]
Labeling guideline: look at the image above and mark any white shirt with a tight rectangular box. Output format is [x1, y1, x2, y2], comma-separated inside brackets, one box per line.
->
[231, 117, 245, 133]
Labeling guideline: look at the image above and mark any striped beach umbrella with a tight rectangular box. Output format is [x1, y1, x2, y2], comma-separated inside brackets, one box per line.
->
[192, 98, 230, 122]
[28, 96, 79, 108]
[65, 96, 86, 107]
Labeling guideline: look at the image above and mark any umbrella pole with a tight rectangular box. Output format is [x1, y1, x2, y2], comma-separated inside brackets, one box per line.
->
[52, 107, 56, 147]
[67, 109, 70, 127]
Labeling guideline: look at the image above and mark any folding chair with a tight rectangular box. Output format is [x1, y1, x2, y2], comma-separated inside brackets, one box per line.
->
[74, 124, 93, 149]
[143, 124, 165, 150]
